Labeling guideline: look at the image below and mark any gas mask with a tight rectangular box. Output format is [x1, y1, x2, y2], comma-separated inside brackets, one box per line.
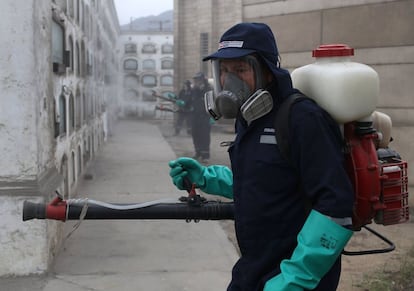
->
[204, 55, 273, 123]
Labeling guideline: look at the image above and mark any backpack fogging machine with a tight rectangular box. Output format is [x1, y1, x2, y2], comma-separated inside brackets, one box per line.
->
[289, 44, 410, 230]
[289, 44, 410, 255]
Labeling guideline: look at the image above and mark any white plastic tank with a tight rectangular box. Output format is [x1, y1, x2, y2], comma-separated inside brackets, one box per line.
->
[291, 44, 379, 123]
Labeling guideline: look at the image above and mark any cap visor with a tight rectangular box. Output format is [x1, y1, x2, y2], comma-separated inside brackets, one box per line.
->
[203, 48, 256, 61]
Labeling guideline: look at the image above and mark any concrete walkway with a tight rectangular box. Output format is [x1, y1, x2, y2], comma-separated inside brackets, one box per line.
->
[3, 120, 238, 291]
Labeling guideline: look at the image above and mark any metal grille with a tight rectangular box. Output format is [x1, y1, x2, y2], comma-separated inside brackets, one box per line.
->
[200, 33, 209, 74]
[200, 32, 209, 58]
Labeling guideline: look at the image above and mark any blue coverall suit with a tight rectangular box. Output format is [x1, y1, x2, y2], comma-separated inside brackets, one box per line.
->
[226, 73, 354, 291]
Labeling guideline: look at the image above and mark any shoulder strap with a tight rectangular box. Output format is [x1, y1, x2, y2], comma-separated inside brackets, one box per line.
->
[274, 92, 310, 163]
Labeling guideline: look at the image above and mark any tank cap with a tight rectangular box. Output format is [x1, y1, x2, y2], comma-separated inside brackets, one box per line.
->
[312, 44, 354, 57]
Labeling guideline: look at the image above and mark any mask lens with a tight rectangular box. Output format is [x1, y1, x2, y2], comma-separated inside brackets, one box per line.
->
[211, 59, 223, 96]
[222, 73, 251, 103]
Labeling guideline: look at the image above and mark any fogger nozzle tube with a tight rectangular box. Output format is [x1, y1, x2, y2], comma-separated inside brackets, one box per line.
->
[23, 201, 46, 221]
[22, 199, 235, 221]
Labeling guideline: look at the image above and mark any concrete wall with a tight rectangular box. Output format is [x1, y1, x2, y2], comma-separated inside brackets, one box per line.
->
[0, 1, 52, 179]
[0, 0, 62, 276]
[0, 0, 121, 276]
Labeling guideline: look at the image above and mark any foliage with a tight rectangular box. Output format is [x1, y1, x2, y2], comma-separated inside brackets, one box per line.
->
[358, 244, 414, 291]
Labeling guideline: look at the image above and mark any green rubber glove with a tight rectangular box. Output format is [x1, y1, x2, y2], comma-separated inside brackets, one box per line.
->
[264, 210, 353, 291]
[168, 93, 178, 100]
[168, 157, 233, 198]
[175, 100, 185, 107]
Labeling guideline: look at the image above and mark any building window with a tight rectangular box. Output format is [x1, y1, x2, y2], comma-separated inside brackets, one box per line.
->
[67, 35, 74, 72]
[69, 93, 75, 132]
[142, 43, 156, 54]
[83, 140, 87, 165]
[52, 18, 66, 74]
[124, 43, 137, 54]
[76, 42, 80, 76]
[84, 4, 89, 37]
[60, 155, 69, 198]
[123, 59, 138, 71]
[160, 75, 173, 86]
[161, 58, 173, 69]
[53, 99, 59, 138]
[80, 1, 85, 32]
[58, 93, 66, 136]
[71, 151, 76, 184]
[86, 51, 92, 76]
[68, 0, 74, 18]
[75, 88, 81, 128]
[77, 145, 82, 175]
[76, 0, 80, 24]
[142, 74, 157, 87]
[80, 40, 86, 77]
[85, 94, 90, 121]
[89, 95, 94, 117]
[88, 136, 92, 160]
[52, 20, 64, 64]
[124, 74, 139, 88]
[83, 89, 87, 123]
[143, 59, 156, 70]
[161, 43, 173, 54]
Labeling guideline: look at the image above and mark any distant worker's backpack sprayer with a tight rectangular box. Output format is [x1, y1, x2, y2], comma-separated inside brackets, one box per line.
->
[276, 44, 409, 242]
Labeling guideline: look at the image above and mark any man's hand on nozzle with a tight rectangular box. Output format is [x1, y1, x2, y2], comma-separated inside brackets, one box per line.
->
[169, 157, 206, 190]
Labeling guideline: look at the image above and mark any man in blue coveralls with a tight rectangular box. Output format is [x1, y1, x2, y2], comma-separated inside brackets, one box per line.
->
[169, 22, 354, 291]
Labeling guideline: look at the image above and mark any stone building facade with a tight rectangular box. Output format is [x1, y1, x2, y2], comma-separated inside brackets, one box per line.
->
[118, 30, 175, 120]
[0, 0, 120, 276]
[173, 0, 414, 185]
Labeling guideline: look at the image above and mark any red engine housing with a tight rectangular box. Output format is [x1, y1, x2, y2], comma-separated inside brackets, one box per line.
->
[344, 122, 409, 230]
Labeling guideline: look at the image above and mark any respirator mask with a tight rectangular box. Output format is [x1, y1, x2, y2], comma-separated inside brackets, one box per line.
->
[204, 55, 273, 123]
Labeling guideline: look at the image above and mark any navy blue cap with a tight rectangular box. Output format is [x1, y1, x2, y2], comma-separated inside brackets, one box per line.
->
[203, 22, 289, 78]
